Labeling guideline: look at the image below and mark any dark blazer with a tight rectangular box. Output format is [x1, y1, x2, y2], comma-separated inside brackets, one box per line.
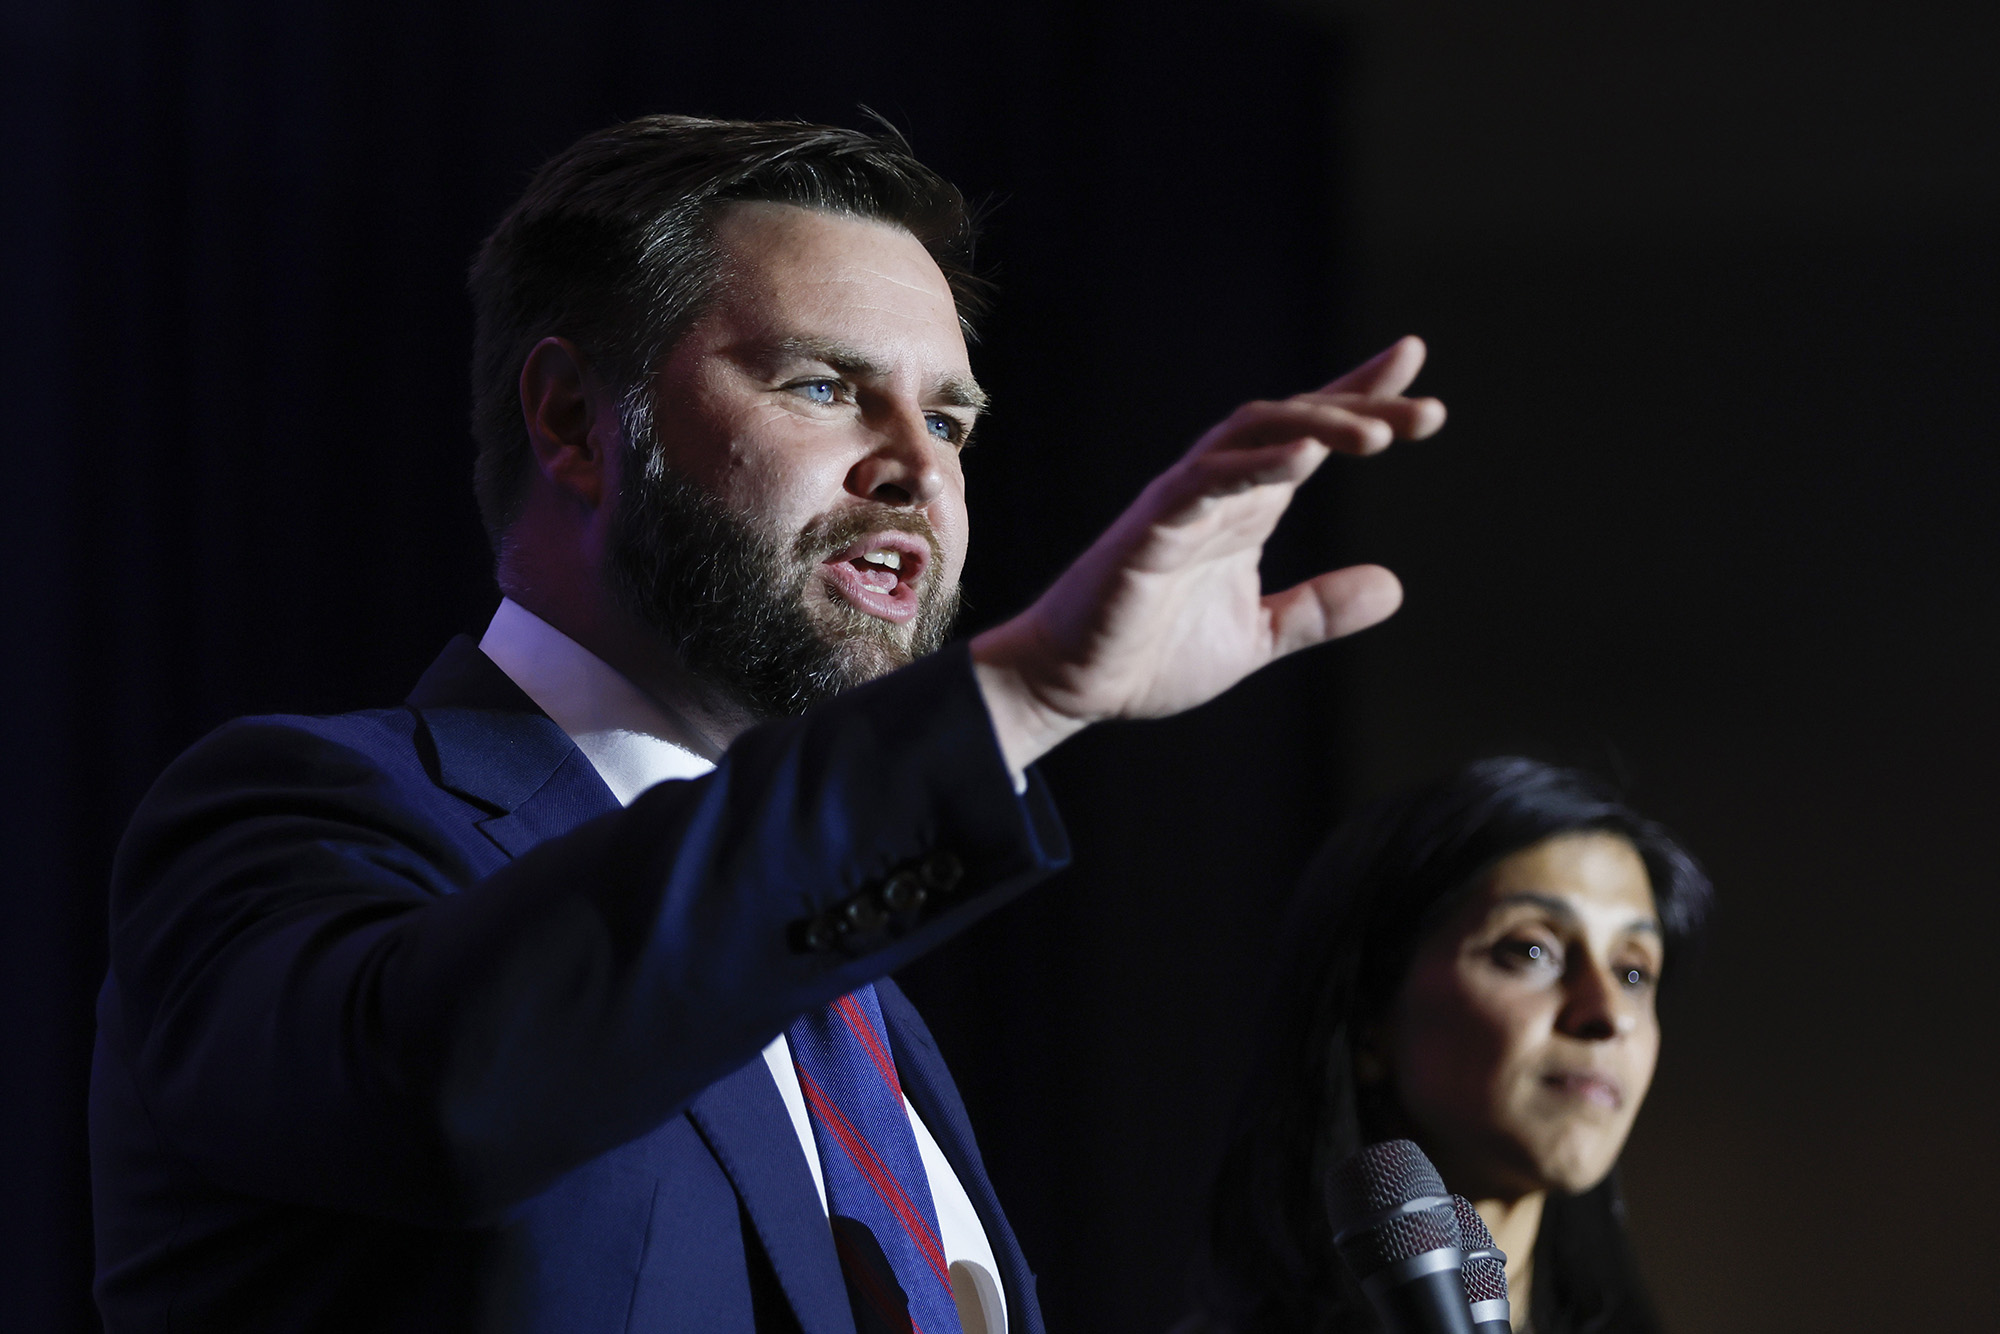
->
[90, 636, 1068, 1333]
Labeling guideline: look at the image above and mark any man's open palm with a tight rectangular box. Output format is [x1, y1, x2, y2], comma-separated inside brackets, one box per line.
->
[972, 336, 1446, 771]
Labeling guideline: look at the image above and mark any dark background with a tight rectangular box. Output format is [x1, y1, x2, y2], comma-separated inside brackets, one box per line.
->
[5, 1, 1996, 1330]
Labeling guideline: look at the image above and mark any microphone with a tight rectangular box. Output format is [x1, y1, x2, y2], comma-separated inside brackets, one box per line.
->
[1324, 1140, 1475, 1334]
[1449, 1194, 1511, 1334]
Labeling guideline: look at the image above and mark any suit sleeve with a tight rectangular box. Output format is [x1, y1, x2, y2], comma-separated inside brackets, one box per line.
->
[103, 643, 1069, 1225]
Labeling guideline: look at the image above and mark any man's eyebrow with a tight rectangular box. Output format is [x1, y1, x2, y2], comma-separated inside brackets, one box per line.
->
[768, 335, 888, 379]
[934, 374, 990, 413]
[767, 335, 989, 412]
[1491, 891, 1661, 936]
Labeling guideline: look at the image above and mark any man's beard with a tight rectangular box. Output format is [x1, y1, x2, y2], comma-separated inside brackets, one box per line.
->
[606, 429, 961, 721]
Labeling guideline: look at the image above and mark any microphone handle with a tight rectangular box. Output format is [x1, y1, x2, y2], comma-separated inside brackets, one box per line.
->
[1364, 1265, 1478, 1334]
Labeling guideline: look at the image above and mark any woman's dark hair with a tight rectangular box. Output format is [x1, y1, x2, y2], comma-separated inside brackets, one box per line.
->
[1197, 757, 1712, 1334]
[467, 113, 986, 549]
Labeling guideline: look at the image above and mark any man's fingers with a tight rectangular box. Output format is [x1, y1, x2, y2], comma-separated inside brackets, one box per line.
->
[1290, 391, 1447, 441]
[1184, 338, 1441, 467]
[1150, 438, 1328, 523]
[1320, 335, 1428, 398]
[1195, 398, 1401, 460]
[1264, 564, 1404, 655]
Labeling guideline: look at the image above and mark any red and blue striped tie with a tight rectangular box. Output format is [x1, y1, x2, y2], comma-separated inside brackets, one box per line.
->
[787, 985, 963, 1334]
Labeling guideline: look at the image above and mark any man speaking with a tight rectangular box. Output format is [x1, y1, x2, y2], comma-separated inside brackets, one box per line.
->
[89, 116, 1444, 1333]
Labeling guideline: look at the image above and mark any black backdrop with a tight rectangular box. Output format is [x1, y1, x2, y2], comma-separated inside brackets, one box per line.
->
[5, 2, 1997, 1331]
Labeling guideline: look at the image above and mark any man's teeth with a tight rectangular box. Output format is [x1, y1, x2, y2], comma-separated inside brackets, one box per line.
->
[864, 550, 902, 571]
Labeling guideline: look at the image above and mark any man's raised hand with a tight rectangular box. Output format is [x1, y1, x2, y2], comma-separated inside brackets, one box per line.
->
[970, 336, 1446, 776]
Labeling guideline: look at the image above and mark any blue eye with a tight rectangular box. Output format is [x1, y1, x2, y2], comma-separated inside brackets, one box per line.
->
[799, 380, 837, 405]
[925, 413, 959, 443]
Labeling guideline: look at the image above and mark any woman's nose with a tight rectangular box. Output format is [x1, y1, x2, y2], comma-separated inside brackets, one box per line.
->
[1556, 961, 1637, 1041]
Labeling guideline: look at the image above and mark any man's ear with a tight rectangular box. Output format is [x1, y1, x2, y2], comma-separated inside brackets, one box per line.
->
[519, 336, 621, 509]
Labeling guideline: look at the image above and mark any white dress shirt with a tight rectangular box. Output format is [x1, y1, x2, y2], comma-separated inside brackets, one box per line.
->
[478, 598, 1008, 1334]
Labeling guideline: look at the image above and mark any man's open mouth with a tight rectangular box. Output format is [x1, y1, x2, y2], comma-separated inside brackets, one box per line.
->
[818, 531, 932, 625]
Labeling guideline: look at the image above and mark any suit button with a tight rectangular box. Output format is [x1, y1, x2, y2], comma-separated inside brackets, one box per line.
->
[919, 851, 964, 894]
[800, 917, 836, 952]
[841, 895, 884, 933]
[879, 870, 926, 913]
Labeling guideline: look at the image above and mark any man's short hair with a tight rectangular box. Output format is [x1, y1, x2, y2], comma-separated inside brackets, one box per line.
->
[467, 114, 985, 548]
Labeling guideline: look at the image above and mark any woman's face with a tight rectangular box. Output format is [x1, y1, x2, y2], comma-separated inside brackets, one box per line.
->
[1372, 832, 1664, 1200]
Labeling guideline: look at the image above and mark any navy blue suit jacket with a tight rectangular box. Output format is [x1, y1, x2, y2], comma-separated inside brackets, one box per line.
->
[90, 636, 1069, 1332]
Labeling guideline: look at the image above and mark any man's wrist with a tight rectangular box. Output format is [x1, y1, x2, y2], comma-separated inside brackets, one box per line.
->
[969, 621, 1090, 781]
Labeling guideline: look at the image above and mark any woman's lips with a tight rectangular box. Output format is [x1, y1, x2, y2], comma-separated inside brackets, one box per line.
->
[818, 532, 931, 625]
[1541, 1071, 1624, 1111]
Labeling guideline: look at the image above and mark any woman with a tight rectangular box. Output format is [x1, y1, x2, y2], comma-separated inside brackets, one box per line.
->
[1190, 757, 1712, 1333]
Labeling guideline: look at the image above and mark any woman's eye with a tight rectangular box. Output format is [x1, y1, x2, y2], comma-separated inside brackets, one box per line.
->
[1494, 938, 1560, 971]
[1619, 965, 1656, 989]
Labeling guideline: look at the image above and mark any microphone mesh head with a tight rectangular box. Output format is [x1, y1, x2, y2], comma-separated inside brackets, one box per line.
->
[1337, 1201, 1463, 1278]
[1450, 1195, 1509, 1304]
[1325, 1140, 1463, 1280]
[1325, 1139, 1449, 1227]
[1449, 1194, 1498, 1252]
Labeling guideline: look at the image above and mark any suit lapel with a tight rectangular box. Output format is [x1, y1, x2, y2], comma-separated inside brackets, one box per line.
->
[688, 1059, 856, 1334]
[408, 635, 851, 1331]
[405, 635, 622, 853]
[878, 980, 1043, 1334]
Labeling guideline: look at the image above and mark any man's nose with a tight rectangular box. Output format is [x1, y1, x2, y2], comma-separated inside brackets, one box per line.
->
[846, 408, 945, 508]
[1556, 960, 1637, 1042]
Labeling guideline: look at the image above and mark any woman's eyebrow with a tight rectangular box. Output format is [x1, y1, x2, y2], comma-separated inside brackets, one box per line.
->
[1491, 891, 1581, 923]
[1496, 896, 1664, 940]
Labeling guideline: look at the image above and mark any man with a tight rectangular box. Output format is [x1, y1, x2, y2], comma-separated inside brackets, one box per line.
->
[90, 116, 1444, 1333]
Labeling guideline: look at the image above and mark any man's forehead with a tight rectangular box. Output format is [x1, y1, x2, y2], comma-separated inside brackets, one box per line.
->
[712, 202, 948, 301]
[706, 203, 977, 393]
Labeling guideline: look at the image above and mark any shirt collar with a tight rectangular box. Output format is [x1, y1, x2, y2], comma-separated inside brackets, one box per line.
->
[477, 598, 716, 806]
